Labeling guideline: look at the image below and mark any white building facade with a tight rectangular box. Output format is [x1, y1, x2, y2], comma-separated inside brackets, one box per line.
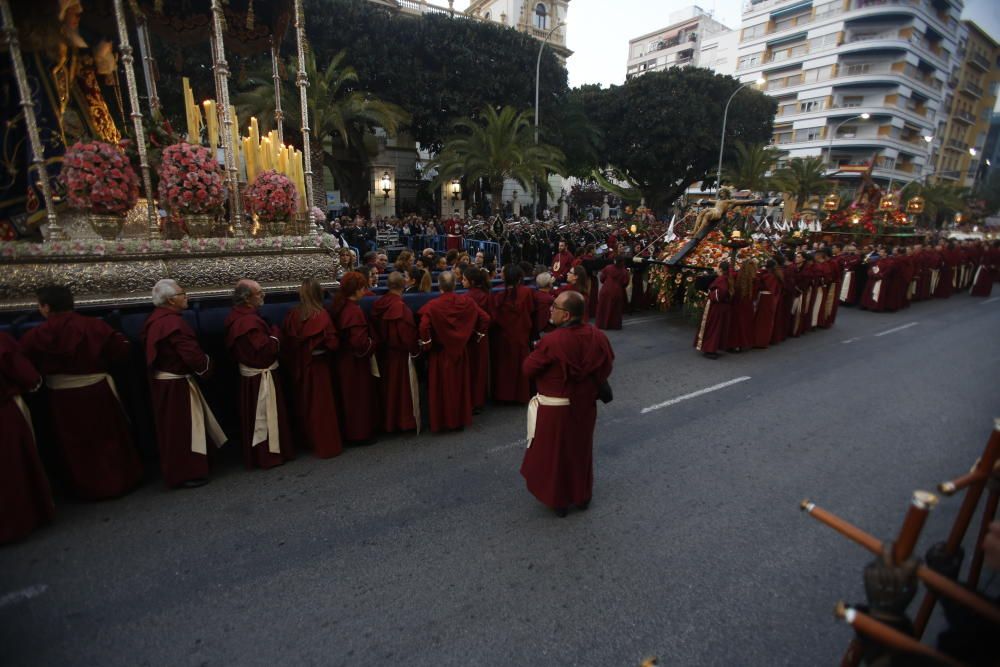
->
[626, 6, 733, 80]
[735, 0, 966, 187]
[465, 0, 572, 58]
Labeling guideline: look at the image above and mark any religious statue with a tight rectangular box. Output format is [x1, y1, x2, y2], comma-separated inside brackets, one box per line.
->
[691, 188, 755, 236]
[1, 0, 121, 240]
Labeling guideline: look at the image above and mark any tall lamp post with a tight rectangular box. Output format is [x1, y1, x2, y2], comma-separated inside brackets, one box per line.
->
[716, 77, 765, 193]
[534, 21, 565, 220]
[826, 112, 871, 173]
[919, 133, 935, 183]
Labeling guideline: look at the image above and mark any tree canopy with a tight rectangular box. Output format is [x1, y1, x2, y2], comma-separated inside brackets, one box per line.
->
[303, 0, 569, 153]
[577, 68, 776, 211]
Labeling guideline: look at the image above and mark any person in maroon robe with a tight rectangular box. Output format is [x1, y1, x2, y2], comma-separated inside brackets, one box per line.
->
[20, 286, 143, 500]
[862, 254, 892, 312]
[935, 241, 958, 299]
[328, 271, 380, 444]
[418, 271, 490, 433]
[725, 260, 757, 351]
[224, 280, 295, 469]
[281, 278, 343, 457]
[836, 245, 862, 306]
[792, 252, 817, 336]
[813, 249, 839, 328]
[463, 267, 493, 411]
[550, 240, 574, 282]
[555, 266, 591, 323]
[774, 255, 797, 343]
[531, 272, 556, 340]
[970, 241, 998, 297]
[595, 258, 630, 330]
[573, 245, 601, 318]
[491, 264, 534, 405]
[753, 260, 781, 348]
[143, 280, 227, 488]
[694, 261, 732, 359]
[370, 272, 420, 433]
[520, 290, 614, 517]
[0, 332, 54, 544]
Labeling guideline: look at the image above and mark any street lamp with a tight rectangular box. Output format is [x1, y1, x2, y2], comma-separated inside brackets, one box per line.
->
[715, 77, 765, 193]
[826, 112, 871, 173]
[919, 134, 935, 184]
[450, 179, 461, 201]
[380, 171, 392, 217]
[534, 21, 565, 220]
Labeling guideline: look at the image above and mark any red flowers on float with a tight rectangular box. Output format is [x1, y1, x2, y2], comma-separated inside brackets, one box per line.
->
[157, 143, 227, 217]
[246, 170, 298, 223]
[60, 141, 140, 215]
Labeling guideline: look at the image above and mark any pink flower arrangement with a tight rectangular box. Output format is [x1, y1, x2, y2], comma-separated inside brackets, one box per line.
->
[157, 142, 227, 216]
[246, 170, 298, 222]
[60, 141, 140, 215]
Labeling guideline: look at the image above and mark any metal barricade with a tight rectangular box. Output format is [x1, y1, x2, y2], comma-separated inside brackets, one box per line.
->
[464, 239, 501, 262]
[407, 235, 448, 254]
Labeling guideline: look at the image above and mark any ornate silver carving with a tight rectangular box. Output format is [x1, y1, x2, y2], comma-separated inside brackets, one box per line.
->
[112, 0, 158, 238]
[294, 0, 318, 231]
[0, 0, 63, 240]
[209, 0, 245, 237]
[271, 37, 284, 144]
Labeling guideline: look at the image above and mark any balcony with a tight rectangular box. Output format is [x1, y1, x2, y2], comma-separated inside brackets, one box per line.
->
[763, 59, 943, 93]
[969, 52, 991, 71]
[961, 81, 984, 98]
[946, 138, 968, 151]
[953, 110, 975, 124]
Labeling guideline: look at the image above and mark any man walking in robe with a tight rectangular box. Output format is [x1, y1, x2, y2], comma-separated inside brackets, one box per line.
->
[491, 264, 534, 404]
[370, 272, 420, 433]
[224, 280, 294, 469]
[143, 279, 227, 488]
[0, 332, 54, 544]
[20, 286, 143, 499]
[417, 271, 490, 433]
[532, 272, 556, 339]
[551, 240, 574, 282]
[520, 291, 614, 517]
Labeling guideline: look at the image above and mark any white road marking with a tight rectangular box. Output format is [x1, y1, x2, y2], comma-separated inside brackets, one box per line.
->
[0, 584, 48, 609]
[622, 316, 665, 327]
[874, 322, 919, 337]
[980, 297, 999, 305]
[841, 337, 861, 344]
[640, 376, 752, 414]
[488, 439, 526, 453]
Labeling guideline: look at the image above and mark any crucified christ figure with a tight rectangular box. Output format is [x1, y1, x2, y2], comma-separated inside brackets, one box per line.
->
[691, 189, 756, 236]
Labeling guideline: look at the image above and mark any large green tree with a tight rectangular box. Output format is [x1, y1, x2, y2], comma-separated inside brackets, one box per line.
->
[235, 50, 409, 206]
[304, 0, 570, 153]
[426, 106, 565, 212]
[901, 180, 968, 227]
[578, 68, 776, 211]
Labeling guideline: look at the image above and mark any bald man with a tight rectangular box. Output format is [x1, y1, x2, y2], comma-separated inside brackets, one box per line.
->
[417, 271, 490, 432]
[520, 290, 614, 517]
[224, 280, 294, 469]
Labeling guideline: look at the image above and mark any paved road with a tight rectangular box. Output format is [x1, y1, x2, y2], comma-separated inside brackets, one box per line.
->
[2, 295, 999, 666]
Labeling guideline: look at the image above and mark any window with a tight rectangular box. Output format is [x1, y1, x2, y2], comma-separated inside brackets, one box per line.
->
[534, 3, 547, 30]
[742, 23, 767, 41]
[799, 97, 826, 112]
[737, 53, 762, 70]
[797, 127, 824, 141]
[842, 95, 864, 107]
[814, 0, 842, 19]
[837, 125, 858, 138]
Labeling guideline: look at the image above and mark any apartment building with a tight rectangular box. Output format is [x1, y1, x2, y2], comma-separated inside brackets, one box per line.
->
[735, 0, 968, 188]
[932, 21, 999, 188]
[626, 6, 733, 80]
[465, 0, 572, 59]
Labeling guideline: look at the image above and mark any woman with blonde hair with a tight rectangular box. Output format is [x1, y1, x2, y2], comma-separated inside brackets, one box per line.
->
[281, 278, 343, 458]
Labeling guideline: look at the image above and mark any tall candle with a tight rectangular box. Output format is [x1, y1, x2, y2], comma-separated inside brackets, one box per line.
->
[203, 100, 218, 149]
[182, 77, 196, 140]
[229, 106, 240, 161]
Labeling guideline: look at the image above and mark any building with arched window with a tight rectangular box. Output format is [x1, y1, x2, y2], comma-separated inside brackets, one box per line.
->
[465, 0, 572, 60]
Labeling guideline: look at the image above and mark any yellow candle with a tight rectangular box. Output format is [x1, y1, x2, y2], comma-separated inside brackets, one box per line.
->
[203, 101, 217, 149]
[260, 138, 271, 171]
[182, 77, 196, 140]
[229, 106, 240, 156]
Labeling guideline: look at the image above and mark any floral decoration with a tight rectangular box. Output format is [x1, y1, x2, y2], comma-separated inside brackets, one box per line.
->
[157, 142, 227, 216]
[0, 233, 338, 260]
[246, 170, 298, 223]
[60, 141, 140, 215]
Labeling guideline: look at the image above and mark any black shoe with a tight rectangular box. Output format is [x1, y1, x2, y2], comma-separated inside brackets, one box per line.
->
[181, 478, 209, 488]
[554, 507, 568, 518]
[703, 352, 719, 359]
[577, 499, 590, 511]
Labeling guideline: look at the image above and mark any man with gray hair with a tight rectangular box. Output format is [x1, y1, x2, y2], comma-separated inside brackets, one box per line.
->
[142, 279, 226, 488]
[224, 280, 294, 469]
[532, 271, 555, 339]
[417, 271, 490, 432]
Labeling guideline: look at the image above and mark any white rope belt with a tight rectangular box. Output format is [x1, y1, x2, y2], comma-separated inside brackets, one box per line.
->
[46, 372, 120, 403]
[12, 394, 35, 443]
[840, 272, 853, 302]
[238, 361, 281, 454]
[408, 355, 422, 434]
[526, 394, 570, 447]
[153, 371, 227, 455]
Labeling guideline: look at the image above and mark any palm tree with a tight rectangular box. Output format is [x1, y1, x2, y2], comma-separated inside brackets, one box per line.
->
[236, 50, 409, 207]
[901, 180, 967, 227]
[426, 106, 566, 215]
[772, 156, 831, 211]
[721, 142, 780, 194]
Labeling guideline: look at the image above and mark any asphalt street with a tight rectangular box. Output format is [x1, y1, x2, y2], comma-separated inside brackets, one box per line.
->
[2, 294, 999, 666]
